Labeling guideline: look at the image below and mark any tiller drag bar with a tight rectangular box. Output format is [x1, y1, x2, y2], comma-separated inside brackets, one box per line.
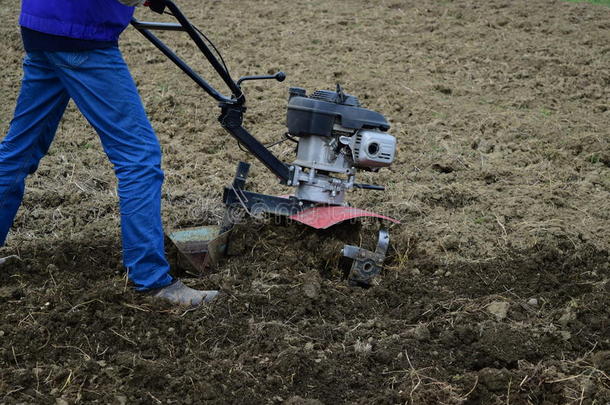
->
[133, 0, 399, 286]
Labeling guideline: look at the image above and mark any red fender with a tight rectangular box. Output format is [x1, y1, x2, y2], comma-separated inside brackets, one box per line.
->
[289, 206, 400, 230]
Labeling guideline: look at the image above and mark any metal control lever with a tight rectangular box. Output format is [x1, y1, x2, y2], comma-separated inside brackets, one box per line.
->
[237, 72, 286, 88]
[354, 183, 385, 191]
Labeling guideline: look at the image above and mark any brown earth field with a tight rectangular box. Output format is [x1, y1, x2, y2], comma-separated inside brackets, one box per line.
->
[1, 0, 609, 404]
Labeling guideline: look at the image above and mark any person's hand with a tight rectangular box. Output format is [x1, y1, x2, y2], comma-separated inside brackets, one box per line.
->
[118, 0, 146, 6]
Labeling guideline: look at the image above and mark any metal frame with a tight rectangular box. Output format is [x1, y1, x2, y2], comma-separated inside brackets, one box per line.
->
[131, 0, 291, 183]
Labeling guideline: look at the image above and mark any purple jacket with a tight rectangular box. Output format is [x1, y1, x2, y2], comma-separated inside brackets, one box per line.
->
[19, 0, 135, 42]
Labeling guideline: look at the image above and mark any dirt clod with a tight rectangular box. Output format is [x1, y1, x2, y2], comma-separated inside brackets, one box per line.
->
[592, 351, 610, 374]
[486, 301, 510, 320]
[413, 325, 432, 342]
[285, 396, 324, 405]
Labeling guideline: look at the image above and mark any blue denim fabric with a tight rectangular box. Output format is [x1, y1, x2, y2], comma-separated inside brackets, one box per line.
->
[0, 47, 173, 291]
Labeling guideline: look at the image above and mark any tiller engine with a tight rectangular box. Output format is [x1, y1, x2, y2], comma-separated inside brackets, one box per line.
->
[133, 0, 399, 286]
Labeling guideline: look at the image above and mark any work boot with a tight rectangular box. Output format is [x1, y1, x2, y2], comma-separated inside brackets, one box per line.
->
[151, 280, 220, 306]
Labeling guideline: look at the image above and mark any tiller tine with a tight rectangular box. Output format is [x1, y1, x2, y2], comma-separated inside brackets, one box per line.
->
[342, 228, 390, 287]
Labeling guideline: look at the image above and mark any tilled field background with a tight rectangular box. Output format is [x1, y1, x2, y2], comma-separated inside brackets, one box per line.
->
[0, 0, 609, 404]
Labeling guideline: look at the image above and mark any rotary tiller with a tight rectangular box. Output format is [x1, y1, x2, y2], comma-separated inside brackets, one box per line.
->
[133, 0, 399, 286]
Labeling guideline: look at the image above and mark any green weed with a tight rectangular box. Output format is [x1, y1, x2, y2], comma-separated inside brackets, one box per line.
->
[474, 216, 490, 224]
[540, 108, 553, 117]
[587, 154, 601, 164]
[564, 0, 610, 6]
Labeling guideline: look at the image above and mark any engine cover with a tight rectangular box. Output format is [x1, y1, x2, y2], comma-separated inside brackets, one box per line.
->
[286, 87, 390, 137]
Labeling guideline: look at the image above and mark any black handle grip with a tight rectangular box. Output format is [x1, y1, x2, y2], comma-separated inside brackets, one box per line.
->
[148, 0, 166, 14]
[237, 72, 287, 88]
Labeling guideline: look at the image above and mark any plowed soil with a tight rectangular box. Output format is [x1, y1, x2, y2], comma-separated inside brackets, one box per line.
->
[1, 0, 609, 404]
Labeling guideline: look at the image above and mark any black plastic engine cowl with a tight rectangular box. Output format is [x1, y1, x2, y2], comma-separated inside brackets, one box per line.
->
[286, 87, 390, 137]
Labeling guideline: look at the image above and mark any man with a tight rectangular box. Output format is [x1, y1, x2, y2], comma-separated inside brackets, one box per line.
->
[0, 0, 219, 306]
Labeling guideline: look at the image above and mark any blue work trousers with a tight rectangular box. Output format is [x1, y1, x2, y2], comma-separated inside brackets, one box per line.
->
[0, 47, 173, 290]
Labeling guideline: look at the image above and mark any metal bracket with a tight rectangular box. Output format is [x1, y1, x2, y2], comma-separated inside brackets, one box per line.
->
[342, 228, 390, 286]
[222, 162, 315, 222]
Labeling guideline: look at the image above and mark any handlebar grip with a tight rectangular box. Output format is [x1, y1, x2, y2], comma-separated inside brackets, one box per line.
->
[146, 0, 166, 14]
